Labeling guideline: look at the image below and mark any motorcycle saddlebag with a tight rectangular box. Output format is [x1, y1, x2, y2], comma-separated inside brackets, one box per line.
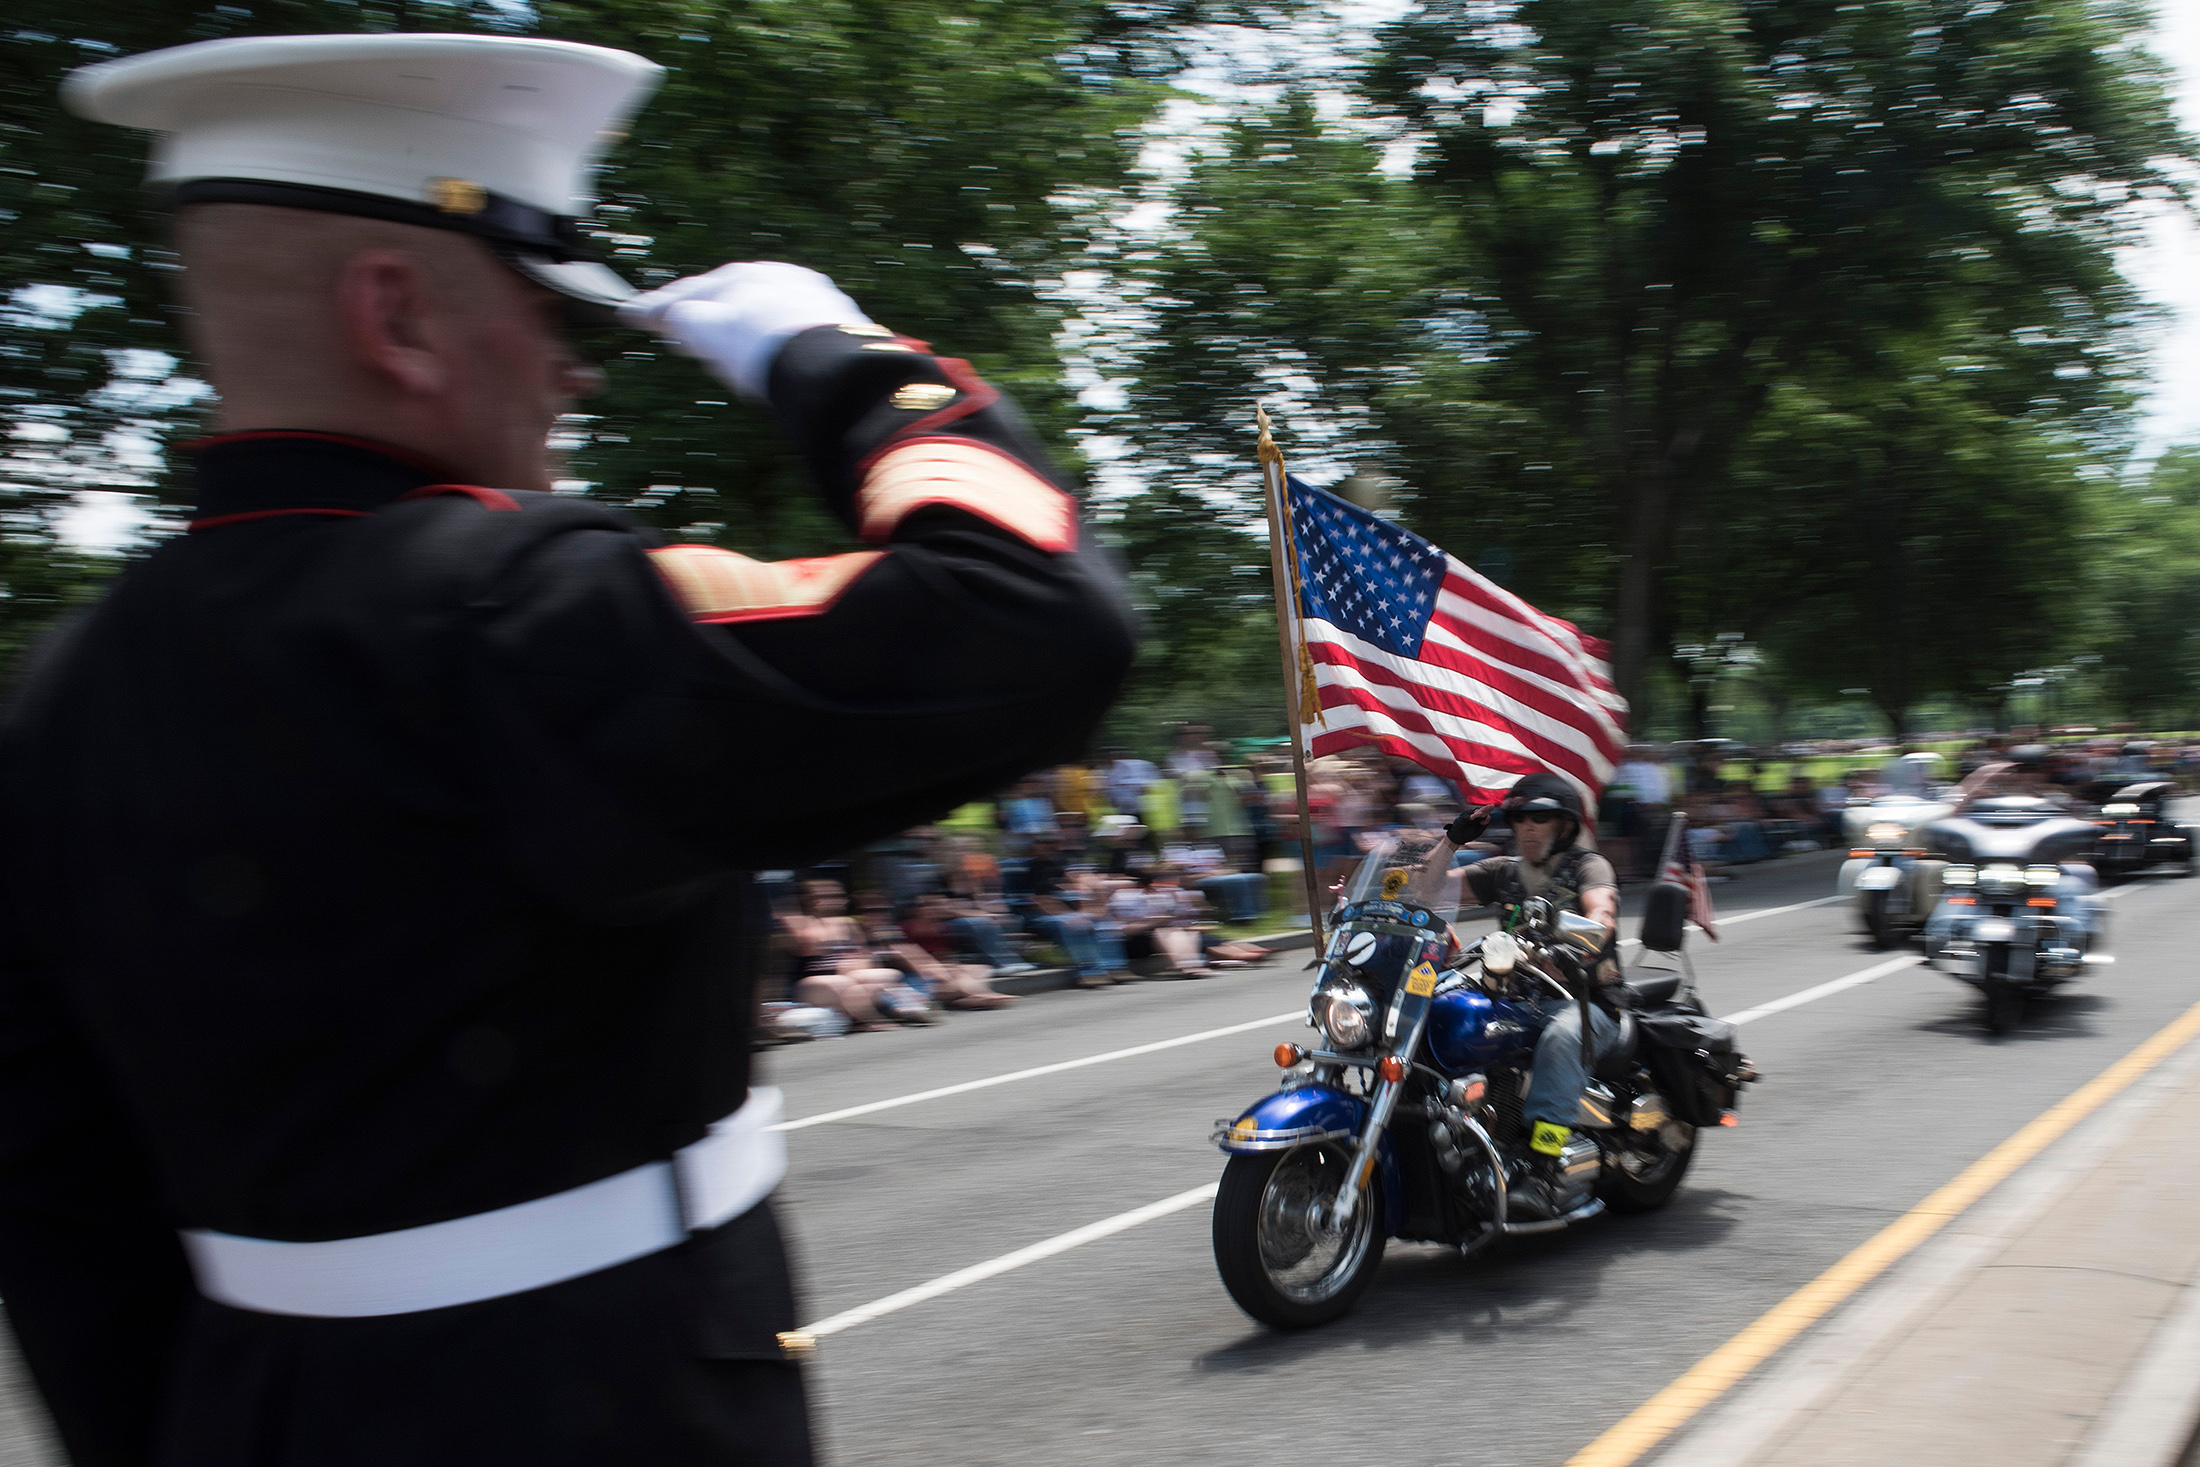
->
[1635, 1008, 1745, 1128]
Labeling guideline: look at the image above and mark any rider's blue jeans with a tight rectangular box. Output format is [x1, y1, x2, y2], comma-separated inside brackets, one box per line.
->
[1524, 1002, 1622, 1127]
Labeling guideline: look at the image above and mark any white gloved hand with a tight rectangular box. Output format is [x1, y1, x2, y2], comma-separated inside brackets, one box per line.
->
[618, 262, 876, 401]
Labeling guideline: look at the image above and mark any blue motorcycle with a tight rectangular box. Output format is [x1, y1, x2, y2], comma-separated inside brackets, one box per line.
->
[1210, 836, 1755, 1329]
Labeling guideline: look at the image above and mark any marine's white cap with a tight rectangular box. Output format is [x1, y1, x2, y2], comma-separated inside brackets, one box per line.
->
[62, 33, 663, 315]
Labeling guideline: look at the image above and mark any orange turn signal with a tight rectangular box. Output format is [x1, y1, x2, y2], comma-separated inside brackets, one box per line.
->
[1949, 896, 1975, 905]
[2027, 897, 2057, 908]
[1377, 1056, 1409, 1084]
[1849, 849, 1872, 859]
[1274, 1043, 1305, 1068]
[1717, 1111, 1739, 1127]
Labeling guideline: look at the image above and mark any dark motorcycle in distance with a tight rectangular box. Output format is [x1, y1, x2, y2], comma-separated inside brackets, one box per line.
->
[1209, 837, 1756, 1329]
[1921, 797, 2104, 1035]
[2091, 781, 2196, 881]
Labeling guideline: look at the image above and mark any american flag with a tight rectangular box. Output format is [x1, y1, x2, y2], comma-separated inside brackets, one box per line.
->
[1655, 813, 1721, 941]
[1280, 473, 1628, 815]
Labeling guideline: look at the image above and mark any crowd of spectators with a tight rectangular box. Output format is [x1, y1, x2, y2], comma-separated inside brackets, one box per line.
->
[757, 728, 2200, 1039]
[757, 727, 1302, 1039]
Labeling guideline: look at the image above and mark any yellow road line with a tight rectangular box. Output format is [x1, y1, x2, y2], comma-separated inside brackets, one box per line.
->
[1567, 996, 2200, 1467]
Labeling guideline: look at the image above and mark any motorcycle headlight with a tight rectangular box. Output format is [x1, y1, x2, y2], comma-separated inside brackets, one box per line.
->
[1867, 822, 1906, 845]
[1980, 864, 2024, 892]
[1314, 981, 1375, 1051]
[2103, 803, 2140, 817]
[2025, 865, 2061, 888]
[1943, 865, 1977, 887]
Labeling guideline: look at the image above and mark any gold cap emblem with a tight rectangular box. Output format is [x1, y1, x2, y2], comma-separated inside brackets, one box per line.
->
[890, 382, 957, 412]
[427, 177, 488, 215]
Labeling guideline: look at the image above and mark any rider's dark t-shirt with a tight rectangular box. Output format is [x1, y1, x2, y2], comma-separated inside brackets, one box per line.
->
[1462, 850, 1617, 911]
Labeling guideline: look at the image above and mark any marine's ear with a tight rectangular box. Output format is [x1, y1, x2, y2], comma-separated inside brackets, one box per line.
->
[337, 248, 450, 398]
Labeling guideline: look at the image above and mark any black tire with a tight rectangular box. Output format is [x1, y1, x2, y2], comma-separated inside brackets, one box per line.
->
[1212, 1144, 1385, 1330]
[1598, 1121, 1697, 1213]
[1864, 893, 1891, 950]
[1984, 964, 2021, 1035]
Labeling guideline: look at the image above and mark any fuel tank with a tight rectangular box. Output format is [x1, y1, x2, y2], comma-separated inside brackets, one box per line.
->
[1425, 986, 1542, 1074]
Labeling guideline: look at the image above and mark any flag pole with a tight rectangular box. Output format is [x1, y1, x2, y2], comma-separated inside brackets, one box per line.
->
[1257, 406, 1325, 947]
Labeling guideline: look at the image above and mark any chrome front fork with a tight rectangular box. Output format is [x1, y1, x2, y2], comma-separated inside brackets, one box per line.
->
[1328, 1007, 1431, 1230]
[1328, 1074, 1401, 1231]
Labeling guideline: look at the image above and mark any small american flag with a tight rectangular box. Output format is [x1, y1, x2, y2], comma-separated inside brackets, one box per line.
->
[1279, 474, 1627, 816]
[1656, 813, 1721, 941]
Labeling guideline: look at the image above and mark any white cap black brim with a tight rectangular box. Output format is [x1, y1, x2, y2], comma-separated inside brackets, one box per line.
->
[63, 34, 661, 323]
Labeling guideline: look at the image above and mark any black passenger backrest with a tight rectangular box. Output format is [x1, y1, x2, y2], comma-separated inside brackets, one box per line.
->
[1640, 881, 1689, 954]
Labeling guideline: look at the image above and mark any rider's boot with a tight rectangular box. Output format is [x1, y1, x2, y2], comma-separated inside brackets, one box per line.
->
[1508, 1122, 1573, 1220]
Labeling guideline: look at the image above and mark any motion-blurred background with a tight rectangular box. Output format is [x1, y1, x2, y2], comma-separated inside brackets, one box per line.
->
[3, 0, 2196, 745]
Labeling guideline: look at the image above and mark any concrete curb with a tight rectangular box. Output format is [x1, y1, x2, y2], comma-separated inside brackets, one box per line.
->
[2071, 1274, 2200, 1467]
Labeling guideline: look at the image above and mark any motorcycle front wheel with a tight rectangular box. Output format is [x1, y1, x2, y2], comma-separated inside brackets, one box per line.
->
[1864, 893, 1892, 950]
[1213, 1143, 1384, 1329]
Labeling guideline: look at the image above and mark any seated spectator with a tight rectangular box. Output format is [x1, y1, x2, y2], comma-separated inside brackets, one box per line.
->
[781, 880, 933, 1031]
[1004, 829, 1133, 988]
[1681, 795, 1729, 880]
[1107, 871, 1213, 976]
[1000, 776, 1056, 850]
[1715, 782, 1770, 864]
[1097, 815, 1151, 878]
[855, 891, 1014, 1010]
[1055, 806, 1095, 864]
[1814, 773, 1853, 844]
[1152, 868, 1275, 967]
[904, 890, 1034, 978]
[1169, 837, 1266, 922]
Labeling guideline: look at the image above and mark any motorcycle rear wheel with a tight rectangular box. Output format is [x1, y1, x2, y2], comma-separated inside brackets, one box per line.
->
[1984, 965, 2022, 1035]
[1598, 1122, 1697, 1213]
[1213, 1144, 1384, 1329]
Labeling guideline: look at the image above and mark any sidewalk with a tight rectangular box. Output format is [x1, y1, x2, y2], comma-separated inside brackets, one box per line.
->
[1656, 1024, 2200, 1467]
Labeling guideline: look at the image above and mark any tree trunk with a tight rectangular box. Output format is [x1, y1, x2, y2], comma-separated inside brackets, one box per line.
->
[1614, 465, 1677, 720]
[1874, 695, 1907, 741]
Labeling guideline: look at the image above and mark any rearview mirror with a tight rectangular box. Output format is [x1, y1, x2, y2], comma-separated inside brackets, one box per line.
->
[1554, 910, 1607, 954]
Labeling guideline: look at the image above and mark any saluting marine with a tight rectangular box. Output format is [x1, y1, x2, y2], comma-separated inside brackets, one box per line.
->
[0, 33, 1132, 1467]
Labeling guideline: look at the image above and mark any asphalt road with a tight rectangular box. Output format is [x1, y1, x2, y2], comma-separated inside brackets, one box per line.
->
[2, 847, 2195, 1467]
[762, 849, 2200, 1467]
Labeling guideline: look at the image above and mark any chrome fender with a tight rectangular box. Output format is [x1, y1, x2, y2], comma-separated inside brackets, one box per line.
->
[1214, 1083, 1405, 1233]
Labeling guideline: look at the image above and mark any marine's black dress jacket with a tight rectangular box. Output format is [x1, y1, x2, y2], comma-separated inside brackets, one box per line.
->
[0, 326, 1135, 1466]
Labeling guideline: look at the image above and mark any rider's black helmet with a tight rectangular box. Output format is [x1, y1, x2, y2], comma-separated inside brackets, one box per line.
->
[1503, 772, 1586, 847]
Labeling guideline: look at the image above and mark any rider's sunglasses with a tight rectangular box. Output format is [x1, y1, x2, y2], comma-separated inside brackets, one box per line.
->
[1512, 810, 1563, 826]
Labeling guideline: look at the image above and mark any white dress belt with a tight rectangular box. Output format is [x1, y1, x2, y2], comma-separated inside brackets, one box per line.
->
[180, 1087, 786, 1318]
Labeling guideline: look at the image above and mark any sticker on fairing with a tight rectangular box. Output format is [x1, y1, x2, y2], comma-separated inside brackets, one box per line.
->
[1381, 869, 1411, 899]
[1405, 961, 1439, 997]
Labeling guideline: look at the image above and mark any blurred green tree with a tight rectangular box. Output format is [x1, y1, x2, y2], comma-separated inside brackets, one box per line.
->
[2092, 446, 2200, 729]
[1115, 0, 2189, 736]
[0, 0, 1220, 675]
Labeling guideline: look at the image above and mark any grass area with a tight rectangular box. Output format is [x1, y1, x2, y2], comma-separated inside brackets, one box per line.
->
[1718, 740, 1973, 792]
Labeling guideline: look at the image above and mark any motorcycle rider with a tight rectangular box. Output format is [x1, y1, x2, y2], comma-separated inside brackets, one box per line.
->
[1423, 772, 1620, 1218]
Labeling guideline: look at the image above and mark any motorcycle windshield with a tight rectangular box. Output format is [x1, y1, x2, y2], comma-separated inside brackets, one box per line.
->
[1336, 834, 1460, 924]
